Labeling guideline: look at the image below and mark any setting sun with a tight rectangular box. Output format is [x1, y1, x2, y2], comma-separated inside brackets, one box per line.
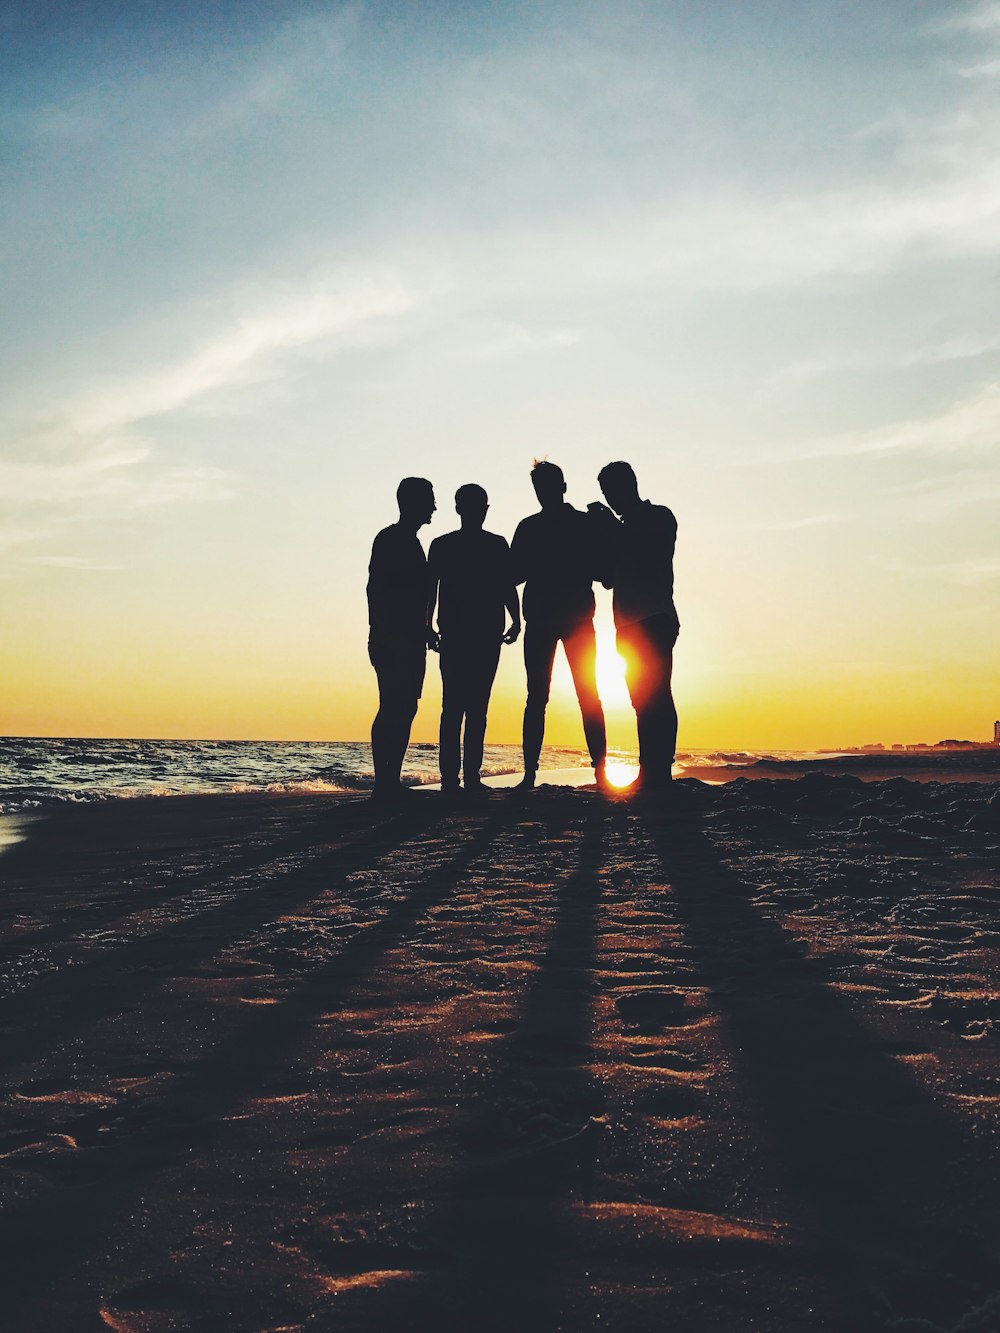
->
[603, 759, 639, 788]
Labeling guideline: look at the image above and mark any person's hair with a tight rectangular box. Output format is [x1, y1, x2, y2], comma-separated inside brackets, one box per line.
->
[598, 461, 638, 492]
[531, 459, 564, 487]
[396, 476, 433, 508]
[455, 483, 488, 513]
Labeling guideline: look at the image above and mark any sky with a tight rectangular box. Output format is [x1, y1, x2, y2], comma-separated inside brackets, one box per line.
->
[1, 0, 999, 750]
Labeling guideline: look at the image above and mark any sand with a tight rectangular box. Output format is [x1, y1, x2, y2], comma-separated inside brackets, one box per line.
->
[1, 770, 999, 1331]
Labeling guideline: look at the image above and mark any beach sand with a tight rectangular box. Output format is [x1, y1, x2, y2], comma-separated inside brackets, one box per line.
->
[1, 771, 999, 1331]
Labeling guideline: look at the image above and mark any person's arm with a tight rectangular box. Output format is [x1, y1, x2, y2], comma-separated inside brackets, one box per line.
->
[366, 529, 391, 635]
[509, 520, 529, 587]
[648, 507, 677, 570]
[586, 503, 621, 588]
[499, 539, 521, 645]
[426, 540, 441, 652]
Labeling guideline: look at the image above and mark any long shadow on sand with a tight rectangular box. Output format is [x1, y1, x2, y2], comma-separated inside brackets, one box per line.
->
[0, 800, 448, 1078]
[0, 794, 382, 953]
[0, 804, 511, 1329]
[422, 799, 611, 1332]
[640, 801, 1000, 1331]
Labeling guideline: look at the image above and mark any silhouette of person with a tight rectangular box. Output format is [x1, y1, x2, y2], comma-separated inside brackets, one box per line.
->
[428, 485, 520, 794]
[511, 461, 608, 789]
[367, 477, 436, 801]
[593, 461, 679, 790]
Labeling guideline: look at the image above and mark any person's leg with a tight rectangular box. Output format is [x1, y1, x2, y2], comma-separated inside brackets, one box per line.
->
[372, 688, 419, 793]
[641, 616, 678, 783]
[521, 623, 558, 783]
[438, 646, 463, 789]
[564, 619, 608, 772]
[618, 616, 676, 786]
[617, 620, 652, 779]
[463, 639, 502, 786]
[369, 639, 424, 796]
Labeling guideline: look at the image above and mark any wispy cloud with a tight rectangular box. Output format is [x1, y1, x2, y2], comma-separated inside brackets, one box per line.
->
[471, 324, 584, 359]
[747, 513, 844, 532]
[766, 336, 999, 388]
[0, 441, 233, 508]
[72, 274, 415, 436]
[959, 58, 1000, 76]
[768, 382, 1000, 462]
[948, 558, 1000, 582]
[941, 2, 1000, 32]
[0, 268, 416, 571]
[23, 555, 122, 572]
[849, 383, 1000, 457]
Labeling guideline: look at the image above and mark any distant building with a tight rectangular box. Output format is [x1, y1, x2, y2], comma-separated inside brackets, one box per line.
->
[995, 720, 1000, 747]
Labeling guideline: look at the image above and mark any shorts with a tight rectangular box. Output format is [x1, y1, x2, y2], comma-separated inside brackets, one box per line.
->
[368, 635, 426, 704]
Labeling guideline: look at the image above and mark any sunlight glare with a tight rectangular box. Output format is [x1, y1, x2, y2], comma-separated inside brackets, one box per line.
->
[603, 760, 639, 788]
[595, 628, 632, 711]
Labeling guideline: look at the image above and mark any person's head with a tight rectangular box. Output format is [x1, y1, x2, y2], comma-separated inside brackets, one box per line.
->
[396, 476, 436, 527]
[530, 460, 566, 508]
[455, 482, 488, 528]
[598, 461, 640, 515]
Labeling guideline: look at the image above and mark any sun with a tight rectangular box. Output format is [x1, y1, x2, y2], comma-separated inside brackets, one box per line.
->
[594, 627, 632, 711]
[603, 759, 639, 788]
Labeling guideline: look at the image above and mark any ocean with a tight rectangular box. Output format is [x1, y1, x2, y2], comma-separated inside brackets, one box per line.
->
[0, 737, 822, 814]
[0, 737, 592, 813]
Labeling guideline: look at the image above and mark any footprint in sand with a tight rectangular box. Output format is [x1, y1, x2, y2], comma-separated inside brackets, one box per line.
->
[625, 1048, 706, 1076]
[615, 988, 703, 1034]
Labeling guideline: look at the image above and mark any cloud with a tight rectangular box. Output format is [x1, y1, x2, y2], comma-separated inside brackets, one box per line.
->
[747, 513, 844, 532]
[959, 58, 1000, 76]
[471, 324, 584, 358]
[72, 275, 415, 436]
[766, 337, 1000, 389]
[765, 382, 1000, 463]
[947, 558, 1000, 582]
[941, 2, 1000, 32]
[23, 555, 122, 571]
[0, 439, 233, 508]
[0, 267, 416, 573]
[850, 383, 1000, 457]
[186, 9, 359, 139]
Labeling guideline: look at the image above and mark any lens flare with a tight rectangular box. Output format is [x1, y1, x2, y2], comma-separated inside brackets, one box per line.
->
[603, 760, 639, 788]
[595, 628, 632, 710]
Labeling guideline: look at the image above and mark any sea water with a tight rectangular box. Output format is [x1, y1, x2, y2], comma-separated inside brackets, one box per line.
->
[0, 737, 814, 814]
[0, 737, 590, 813]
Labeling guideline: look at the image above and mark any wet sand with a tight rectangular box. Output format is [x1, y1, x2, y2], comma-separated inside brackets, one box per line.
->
[1, 775, 999, 1331]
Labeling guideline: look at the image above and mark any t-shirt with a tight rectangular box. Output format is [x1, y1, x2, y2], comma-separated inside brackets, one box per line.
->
[609, 501, 679, 629]
[510, 503, 602, 626]
[428, 528, 514, 641]
[366, 524, 429, 643]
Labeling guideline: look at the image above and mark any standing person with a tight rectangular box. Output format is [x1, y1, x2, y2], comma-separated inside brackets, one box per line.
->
[428, 485, 520, 794]
[511, 461, 608, 790]
[594, 461, 679, 791]
[367, 477, 436, 802]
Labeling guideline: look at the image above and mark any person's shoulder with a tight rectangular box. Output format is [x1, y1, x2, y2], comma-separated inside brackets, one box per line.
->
[568, 504, 597, 533]
[483, 529, 510, 549]
[513, 512, 539, 537]
[648, 503, 677, 526]
[370, 524, 398, 556]
[429, 528, 460, 554]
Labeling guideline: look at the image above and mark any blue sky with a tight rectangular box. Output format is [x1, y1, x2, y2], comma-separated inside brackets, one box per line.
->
[2, 0, 998, 744]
